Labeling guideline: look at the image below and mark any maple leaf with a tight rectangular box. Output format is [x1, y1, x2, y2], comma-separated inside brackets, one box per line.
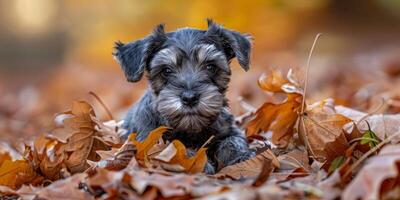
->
[246, 69, 303, 147]
[342, 145, 400, 200]
[128, 126, 169, 163]
[298, 99, 352, 168]
[154, 140, 208, 174]
[0, 160, 43, 190]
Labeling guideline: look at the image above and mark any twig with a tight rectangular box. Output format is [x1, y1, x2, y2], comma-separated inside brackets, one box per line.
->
[200, 135, 215, 149]
[89, 91, 114, 121]
[356, 97, 386, 125]
[343, 130, 400, 179]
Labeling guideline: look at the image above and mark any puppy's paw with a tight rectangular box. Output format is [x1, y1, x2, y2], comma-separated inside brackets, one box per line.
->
[203, 161, 216, 174]
[226, 150, 255, 166]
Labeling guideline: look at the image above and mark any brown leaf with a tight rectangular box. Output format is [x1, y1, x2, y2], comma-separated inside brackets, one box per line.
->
[336, 105, 400, 142]
[0, 160, 43, 189]
[155, 140, 208, 174]
[129, 126, 169, 162]
[29, 135, 66, 180]
[342, 145, 400, 200]
[96, 141, 137, 171]
[299, 99, 351, 168]
[36, 173, 92, 200]
[215, 150, 276, 180]
[246, 69, 303, 147]
[252, 159, 273, 187]
[277, 149, 311, 172]
[57, 101, 118, 173]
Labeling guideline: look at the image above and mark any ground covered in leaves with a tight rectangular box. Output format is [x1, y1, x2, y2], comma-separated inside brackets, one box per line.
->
[1, 56, 400, 199]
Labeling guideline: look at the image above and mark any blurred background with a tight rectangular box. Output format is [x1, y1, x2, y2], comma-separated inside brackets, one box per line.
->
[1, 0, 400, 141]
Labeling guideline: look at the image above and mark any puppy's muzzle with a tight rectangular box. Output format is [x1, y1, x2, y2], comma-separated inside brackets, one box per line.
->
[180, 90, 199, 107]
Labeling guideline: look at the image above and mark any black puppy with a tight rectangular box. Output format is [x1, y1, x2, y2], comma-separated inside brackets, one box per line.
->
[114, 19, 254, 174]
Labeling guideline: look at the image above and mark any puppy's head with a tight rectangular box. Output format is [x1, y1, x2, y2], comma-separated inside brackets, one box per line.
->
[114, 19, 252, 133]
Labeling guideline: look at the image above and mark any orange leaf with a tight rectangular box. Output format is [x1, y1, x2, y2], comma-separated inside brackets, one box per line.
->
[246, 69, 303, 147]
[246, 93, 302, 147]
[155, 140, 208, 174]
[0, 160, 42, 189]
[258, 70, 289, 93]
[129, 126, 169, 161]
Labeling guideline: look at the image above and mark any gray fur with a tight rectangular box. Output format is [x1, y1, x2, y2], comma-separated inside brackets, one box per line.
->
[114, 20, 254, 173]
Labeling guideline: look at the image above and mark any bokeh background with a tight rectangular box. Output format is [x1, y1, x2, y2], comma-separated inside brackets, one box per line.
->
[1, 0, 400, 141]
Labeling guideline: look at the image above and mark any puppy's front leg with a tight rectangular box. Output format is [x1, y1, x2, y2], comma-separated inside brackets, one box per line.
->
[215, 131, 255, 169]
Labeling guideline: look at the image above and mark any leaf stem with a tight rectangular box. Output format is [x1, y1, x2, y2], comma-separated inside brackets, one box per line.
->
[300, 33, 322, 114]
[89, 91, 114, 121]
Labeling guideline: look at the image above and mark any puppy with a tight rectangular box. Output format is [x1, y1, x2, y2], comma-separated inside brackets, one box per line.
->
[114, 19, 254, 174]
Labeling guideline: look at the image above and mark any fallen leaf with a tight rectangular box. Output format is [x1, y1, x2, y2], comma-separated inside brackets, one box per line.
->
[336, 105, 400, 142]
[96, 141, 137, 171]
[342, 145, 400, 200]
[246, 69, 303, 147]
[0, 160, 42, 189]
[35, 173, 92, 200]
[128, 126, 169, 162]
[215, 150, 276, 179]
[155, 140, 208, 174]
[298, 99, 351, 169]
[252, 159, 273, 187]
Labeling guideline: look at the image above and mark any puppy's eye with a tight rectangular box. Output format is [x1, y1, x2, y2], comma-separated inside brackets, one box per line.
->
[206, 64, 217, 73]
[162, 68, 173, 77]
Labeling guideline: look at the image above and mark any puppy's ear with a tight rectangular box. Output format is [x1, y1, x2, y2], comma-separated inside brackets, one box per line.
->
[206, 19, 252, 71]
[114, 24, 167, 82]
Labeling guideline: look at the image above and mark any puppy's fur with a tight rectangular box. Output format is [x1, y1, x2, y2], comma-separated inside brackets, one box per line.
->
[114, 20, 254, 173]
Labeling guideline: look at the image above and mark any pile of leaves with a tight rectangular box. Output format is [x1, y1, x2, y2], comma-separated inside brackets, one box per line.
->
[1, 67, 400, 200]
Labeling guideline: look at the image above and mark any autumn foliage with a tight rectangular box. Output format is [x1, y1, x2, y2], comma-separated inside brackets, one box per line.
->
[1, 66, 400, 200]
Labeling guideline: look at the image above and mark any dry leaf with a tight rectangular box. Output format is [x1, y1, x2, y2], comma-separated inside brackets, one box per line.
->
[51, 101, 120, 174]
[35, 173, 92, 200]
[215, 150, 276, 179]
[128, 126, 169, 162]
[154, 140, 208, 173]
[342, 145, 400, 200]
[252, 159, 273, 187]
[278, 149, 311, 172]
[246, 69, 303, 147]
[299, 99, 351, 168]
[0, 160, 42, 189]
[96, 141, 137, 171]
[336, 105, 400, 142]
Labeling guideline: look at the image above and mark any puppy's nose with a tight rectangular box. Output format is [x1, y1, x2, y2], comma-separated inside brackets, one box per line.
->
[181, 91, 199, 107]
